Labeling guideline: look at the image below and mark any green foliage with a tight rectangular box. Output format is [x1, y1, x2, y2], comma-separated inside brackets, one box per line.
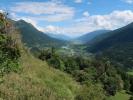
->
[88, 22, 133, 53]
[38, 48, 65, 71]
[63, 57, 79, 73]
[87, 22, 133, 69]
[73, 67, 97, 83]
[38, 49, 52, 60]
[0, 13, 20, 76]
[0, 12, 132, 100]
[117, 68, 130, 91]
[47, 56, 65, 71]
[103, 77, 118, 95]
[75, 82, 106, 100]
[38, 48, 128, 97]
[108, 90, 131, 100]
[129, 77, 133, 93]
[129, 96, 133, 100]
[0, 51, 80, 100]
[102, 43, 133, 69]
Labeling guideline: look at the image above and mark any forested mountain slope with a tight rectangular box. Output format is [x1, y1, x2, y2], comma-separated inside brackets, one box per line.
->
[88, 22, 133, 52]
[14, 20, 66, 48]
[87, 22, 133, 69]
[75, 30, 110, 44]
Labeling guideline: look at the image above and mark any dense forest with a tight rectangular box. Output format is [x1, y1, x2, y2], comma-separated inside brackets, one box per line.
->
[38, 47, 133, 99]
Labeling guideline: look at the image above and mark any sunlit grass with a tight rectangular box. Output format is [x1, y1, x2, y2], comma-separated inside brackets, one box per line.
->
[108, 90, 131, 100]
[0, 48, 80, 100]
[127, 70, 133, 76]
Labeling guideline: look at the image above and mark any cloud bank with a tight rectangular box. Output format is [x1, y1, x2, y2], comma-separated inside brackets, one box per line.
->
[11, 1, 75, 22]
[43, 10, 133, 37]
[123, 0, 133, 4]
[9, 1, 133, 37]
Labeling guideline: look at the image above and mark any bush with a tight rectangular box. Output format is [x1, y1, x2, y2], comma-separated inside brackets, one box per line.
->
[75, 83, 106, 100]
[129, 96, 133, 100]
[0, 13, 21, 76]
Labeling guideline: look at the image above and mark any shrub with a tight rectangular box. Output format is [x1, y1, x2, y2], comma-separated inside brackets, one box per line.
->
[0, 13, 21, 76]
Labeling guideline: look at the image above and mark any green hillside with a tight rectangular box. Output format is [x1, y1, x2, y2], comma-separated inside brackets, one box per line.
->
[14, 20, 66, 49]
[87, 22, 133, 69]
[0, 48, 81, 99]
[0, 13, 80, 100]
[88, 22, 133, 52]
[74, 30, 110, 44]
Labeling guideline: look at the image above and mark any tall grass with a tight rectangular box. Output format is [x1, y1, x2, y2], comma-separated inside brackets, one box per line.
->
[0, 47, 80, 100]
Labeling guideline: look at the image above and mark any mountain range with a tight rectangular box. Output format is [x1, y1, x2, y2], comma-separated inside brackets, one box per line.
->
[87, 22, 133, 69]
[14, 20, 66, 49]
[74, 30, 110, 44]
[14, 19, 133, 69]
[88, 22, 133, 52]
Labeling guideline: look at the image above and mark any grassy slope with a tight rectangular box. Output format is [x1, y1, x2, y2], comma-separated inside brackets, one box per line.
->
[127, 70, 133, 76]
[0, 48, 80, 100]
[108, 91, 131, 100]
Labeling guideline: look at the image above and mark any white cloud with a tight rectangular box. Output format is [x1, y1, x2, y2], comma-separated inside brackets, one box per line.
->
[74, 0, 82, 3]
[36, 13, 74, 22]
[11, 1, 75, 22]
[83, 11, 90, 17]
[42, 10, 133, 37]
[43, 25, 63, 34]
[123, 0, 133, 4]
[10, 1, 133, 37]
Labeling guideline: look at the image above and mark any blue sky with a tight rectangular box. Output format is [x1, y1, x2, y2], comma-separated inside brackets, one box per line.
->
[0, 0, 133, 37]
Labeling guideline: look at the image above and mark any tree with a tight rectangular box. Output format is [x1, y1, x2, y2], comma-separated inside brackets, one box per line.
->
[48, 56, 65, 71]
[104, 77, 117, 96]
[130, 77, 133, 93]
[63, 57, 79, 73]
[38, 49, 52, 61]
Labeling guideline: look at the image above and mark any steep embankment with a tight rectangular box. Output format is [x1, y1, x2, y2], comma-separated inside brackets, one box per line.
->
[0, 48, 80, 100]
